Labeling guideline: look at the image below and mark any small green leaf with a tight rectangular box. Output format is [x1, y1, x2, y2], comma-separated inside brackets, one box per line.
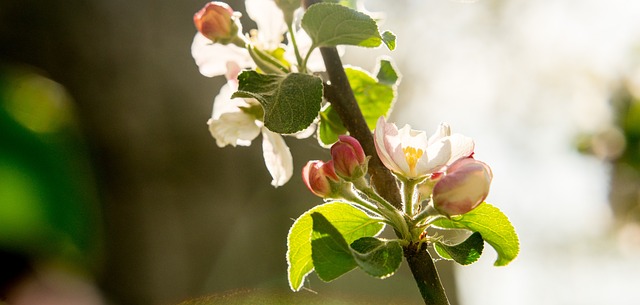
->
[232, 71, 323, 134]
[311, 213, 358, 281]
[434, 232, 484, 265]
[433, 202, 520, 266]
[301, 3, 386, 49]
[381, 31, 396, 51]
[346, 67, 395, 130]
[317, 63, 397, 146]
[287, 202, 384, 291]
[317, 105, 347, 146]
[323, 0, 358, 8]
[375, 58, 400, 86]
[350, 237, 403, 278]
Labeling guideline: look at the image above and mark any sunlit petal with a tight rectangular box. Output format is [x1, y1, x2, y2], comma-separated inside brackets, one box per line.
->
[374, 117, 405, 174]
[446, 134, 475, 165]
[208, 112, 260, 147]
[428, 122, 451, 145]
[245, 0, 287, 50]
[262, 129, 293, 187]
[288, 122, 316, 139]
[211, 82, 250, 119]
[191, 33, 253, 77]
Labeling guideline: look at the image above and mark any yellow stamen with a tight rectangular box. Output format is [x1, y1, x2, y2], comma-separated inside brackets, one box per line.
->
[403, 146, 424, 174]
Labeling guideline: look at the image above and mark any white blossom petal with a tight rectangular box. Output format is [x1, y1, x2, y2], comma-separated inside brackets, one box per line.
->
[446, 134, 475, 165]
[211, 82, 249, 119]
[374, 117, 406, 174]
[418, 138, 451, 174]
[208, 112, 261, 147]
[261, 129, 293, 187]
[428, 122, 451, 146]
[288, 122, 316, 139]
[245, 0, 287, 50]
[191, 33, 253, 77]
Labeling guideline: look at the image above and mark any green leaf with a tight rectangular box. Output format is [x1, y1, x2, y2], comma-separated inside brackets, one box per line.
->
[317, 105, 347, 146]
[232, 71, 323, 134]
[317, 62, 398, 146]
[287, 202, 384, 291]
[310, 212, 358, 281]
[433, 202, 520, 266]
[434, 232, 484, 265]
[301, 3, 389, 49]
[375, 58, 400, 86]
[323, 0, 358, 8]
[346, 67, 395, 130]
[381, 31, 396, 51]
[350, 237, 403, 278]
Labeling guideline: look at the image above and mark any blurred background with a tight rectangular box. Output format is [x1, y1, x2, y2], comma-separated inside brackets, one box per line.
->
[1, 0, 639, 304]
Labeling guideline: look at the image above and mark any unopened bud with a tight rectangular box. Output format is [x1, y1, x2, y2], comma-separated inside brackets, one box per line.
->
[432, 158, 493, 216]
[193, 2, 240, 44]
[331, 135, 368, 180]
[302, 160, 341, 198]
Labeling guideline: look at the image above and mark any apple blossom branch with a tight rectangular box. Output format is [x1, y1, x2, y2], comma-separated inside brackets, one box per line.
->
[301, 1, 450, 304]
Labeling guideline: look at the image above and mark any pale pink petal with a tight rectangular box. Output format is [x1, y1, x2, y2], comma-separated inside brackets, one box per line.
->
[245, 0, 287, 50]
[446, 134, 475, 165]
[417, 138, 451, 174]
[374, 117, 404, 174]
[191, 33, 253, 77]
[225, 61, 242, 84]
[261, 129, 293, 187]
[428, 123, 451, 146]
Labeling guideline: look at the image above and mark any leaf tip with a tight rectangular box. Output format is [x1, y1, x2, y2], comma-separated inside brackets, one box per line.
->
[381, 31, 396, 50]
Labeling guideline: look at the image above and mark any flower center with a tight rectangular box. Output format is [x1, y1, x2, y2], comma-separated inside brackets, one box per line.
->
[403, 146, 424, 174]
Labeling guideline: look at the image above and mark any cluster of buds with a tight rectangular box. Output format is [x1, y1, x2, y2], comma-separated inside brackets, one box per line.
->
[303, 136, 368, 199]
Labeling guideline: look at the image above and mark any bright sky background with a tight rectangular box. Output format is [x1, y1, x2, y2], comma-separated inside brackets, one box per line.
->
[343, 0, 640, 304]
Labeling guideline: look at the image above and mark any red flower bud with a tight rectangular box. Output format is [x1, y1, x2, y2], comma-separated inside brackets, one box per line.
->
[193, 2, 239, 44]
[330, 135, 368, 180]
[433, 158, 493, 216]
[302, 160, 340, 198]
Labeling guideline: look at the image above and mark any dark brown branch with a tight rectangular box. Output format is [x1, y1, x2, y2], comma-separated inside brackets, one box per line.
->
[404, 243, 451, 305]
[321, 48, 402, 208]
[303, 0, 401, 209]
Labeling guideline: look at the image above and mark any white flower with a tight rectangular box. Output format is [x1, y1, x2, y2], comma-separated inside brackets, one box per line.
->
[374, 117, 475, 179]
[192, 0, 329, 187]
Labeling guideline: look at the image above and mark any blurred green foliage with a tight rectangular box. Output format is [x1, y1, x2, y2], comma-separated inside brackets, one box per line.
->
[577, 86, 640, 223]
[0, 65, 101, 271]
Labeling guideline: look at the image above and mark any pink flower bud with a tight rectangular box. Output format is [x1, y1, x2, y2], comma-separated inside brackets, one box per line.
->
[302, 160, 340, 198]
[331, 135, 368, 180]
[432, 158, 493, 216]
[193, 2, 239, 44]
